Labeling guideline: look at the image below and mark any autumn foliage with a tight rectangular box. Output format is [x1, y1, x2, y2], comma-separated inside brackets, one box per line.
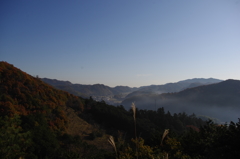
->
[1, 61, 240, 159]
[0, 61, 84, 131]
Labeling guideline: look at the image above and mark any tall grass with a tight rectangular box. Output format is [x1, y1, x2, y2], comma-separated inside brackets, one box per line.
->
[108, 135, 117, 158]
[131, 102, 137, 138]
[107, 103, 169, 159]
[131, 102, 138, 159]
[161, 129, 169, 146]
[161, 129, 169, 159]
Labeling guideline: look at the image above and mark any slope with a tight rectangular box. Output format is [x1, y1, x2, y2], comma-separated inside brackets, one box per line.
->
[1, 61, 210, 158]
[122, 80, 240, 122]
[0, 61, 112, 158]
[41, 78, 138, 105]
[125, 78, 222, 99]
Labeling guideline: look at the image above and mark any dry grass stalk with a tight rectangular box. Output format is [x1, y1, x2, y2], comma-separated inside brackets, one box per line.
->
[161, 129, 169, 146]
[108, 135, 118, 158]
[131, 102, 136, 121]
[131, 102, 138, 159]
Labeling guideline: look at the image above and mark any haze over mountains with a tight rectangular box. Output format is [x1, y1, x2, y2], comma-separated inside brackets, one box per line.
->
[1, 61, 240, 158]
[41, 77, 240, 123]
[125, 78, 222, 99]
[41, 78, 139, 104]
[122, 79, 240, 123]
[2, 60, 238, 123]
[0, 61, 208, 158]
[42, 77, 223, 105]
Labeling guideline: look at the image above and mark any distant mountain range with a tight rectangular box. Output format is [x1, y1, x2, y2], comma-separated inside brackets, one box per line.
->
[2, 61, 214, 158]
[42, 77, 223, 105]
[41, 77, 240, 122]
[122, 79, 240, 122]
[41, 78, 240, 121]
[41, 78, 139, 104]
[125, 78, 223, 99]
[1, 61, 240, 158]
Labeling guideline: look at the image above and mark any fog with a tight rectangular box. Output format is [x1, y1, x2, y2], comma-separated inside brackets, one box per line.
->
[122, 96, 240, 123]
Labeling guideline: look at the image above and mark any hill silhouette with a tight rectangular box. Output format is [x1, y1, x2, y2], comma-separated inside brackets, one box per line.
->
[42, 77, 222, 106]
[125, 78, 222, 98]
[42, 78, 138, 98]
[0, 62, 86, 129]
[122, 80, 240, 122]
[0, 62, 114, 158]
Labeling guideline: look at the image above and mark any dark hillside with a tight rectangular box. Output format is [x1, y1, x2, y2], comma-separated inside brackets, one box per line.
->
[122, 80, 240, 122]
[42, 78, 138, 98]
[0, 61, 209, 158]
[0, 62, 111, 158]
[125, 78, 222, 99]
[41, 78, 72, 86]
[172, 79, 240, 106]
[0, 62, 84, 128]
[41, 78, 114, 96]
[1, 62, 239, 158]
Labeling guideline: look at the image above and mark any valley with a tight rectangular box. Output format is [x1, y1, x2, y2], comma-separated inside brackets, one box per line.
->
[1, 61, 240, 159]
[42, 77, 239, 123]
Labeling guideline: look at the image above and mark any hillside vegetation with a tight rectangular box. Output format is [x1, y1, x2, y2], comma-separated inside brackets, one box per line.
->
[1, 61, 240, 159]
[0, 62, 110, 158]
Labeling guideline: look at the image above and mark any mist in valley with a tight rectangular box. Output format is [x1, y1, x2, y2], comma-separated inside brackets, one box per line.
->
[122, 94, 240, 123]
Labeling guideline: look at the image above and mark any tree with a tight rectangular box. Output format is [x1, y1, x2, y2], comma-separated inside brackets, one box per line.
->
[0, 115, 31, 159]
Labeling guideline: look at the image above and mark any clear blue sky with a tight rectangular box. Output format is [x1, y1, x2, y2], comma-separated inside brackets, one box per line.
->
[1, 0, 240, 87]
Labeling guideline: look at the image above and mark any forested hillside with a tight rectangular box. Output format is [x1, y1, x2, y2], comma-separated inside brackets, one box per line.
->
[1, 61, 240, 159]
[0, 61, 109, 158]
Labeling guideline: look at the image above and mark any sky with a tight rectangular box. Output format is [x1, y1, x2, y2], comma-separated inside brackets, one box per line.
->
[1, 0, 240, 87]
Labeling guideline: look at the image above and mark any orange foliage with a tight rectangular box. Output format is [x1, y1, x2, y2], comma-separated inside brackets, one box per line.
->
[0, 61, 84, 133]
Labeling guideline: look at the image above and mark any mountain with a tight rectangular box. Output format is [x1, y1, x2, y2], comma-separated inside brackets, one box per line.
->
[41, 78, 112, 96]
[125, 78, 222, 99]
[42, 78, 222, 106]
[41, 78, 138, 104]
[40, 78, 72, 86]
[2, 61, 240, 158]
[41, 78, 138, 96]
[122, 80, 240, 122]
[178, 78, 222, 84]
[0, 62, 114, 158]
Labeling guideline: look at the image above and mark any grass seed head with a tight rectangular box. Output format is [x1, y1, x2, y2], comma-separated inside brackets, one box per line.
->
[108, 135, 117, 155]
[131, 102, 136, 121]
[161, 129, 169, 145]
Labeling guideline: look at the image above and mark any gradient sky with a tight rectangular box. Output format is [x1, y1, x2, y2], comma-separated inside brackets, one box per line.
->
[1, 0, 240, 87]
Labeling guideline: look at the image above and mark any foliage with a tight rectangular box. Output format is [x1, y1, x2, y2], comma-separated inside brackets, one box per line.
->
[181, 119, 240, 159]
[1, 61, 240, 158]
[0, 62, 108, 158]
[0, 115, 31, 159]
[0, 62, 85, 131]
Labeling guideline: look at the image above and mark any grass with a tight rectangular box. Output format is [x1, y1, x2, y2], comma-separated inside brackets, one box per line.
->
[108, 135, 118, 158]
[131, 102, 139, 159]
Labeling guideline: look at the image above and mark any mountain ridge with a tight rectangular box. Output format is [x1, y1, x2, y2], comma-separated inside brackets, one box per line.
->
[125, 78, 222, 99]
[2, 61, 240, 158]
[41, 78, 138, 98]
[42, 77, 223, 105]
[122, 79, 240, 122]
